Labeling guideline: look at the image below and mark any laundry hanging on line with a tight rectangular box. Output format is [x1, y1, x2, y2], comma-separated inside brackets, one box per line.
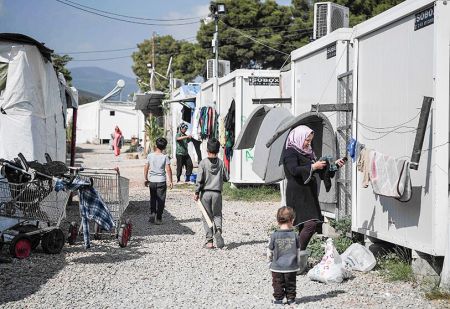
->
[223, 99, 235, 172]
[351, 140, 412, 202]
[198, 106, 219, 140]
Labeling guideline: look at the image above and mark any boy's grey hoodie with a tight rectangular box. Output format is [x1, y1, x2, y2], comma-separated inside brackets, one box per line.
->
[195, 157, 229, 194]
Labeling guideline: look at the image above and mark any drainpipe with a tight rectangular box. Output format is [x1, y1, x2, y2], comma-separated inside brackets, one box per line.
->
[410, 96, 433, 170]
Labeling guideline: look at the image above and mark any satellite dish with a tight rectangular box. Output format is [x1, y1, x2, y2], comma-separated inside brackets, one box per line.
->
[117, 79, 125, 88]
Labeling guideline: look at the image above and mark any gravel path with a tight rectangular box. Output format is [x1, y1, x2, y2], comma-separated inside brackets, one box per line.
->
[0, 145, 448, 308]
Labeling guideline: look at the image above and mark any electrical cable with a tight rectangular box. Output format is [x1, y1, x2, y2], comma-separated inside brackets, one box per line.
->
[59, 47, 137, 55]
[61, 0, 205, 21]
[70, 55, 131, 62]
[56, 0, 201, 26]
[220, 21, 289, 56]
[58, 35, 197, 55]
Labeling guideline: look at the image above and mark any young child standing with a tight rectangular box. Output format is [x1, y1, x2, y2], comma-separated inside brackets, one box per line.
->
[194, 138, 229, 249]
[267, 206, 301, 305]
[144, 137, 173, 225]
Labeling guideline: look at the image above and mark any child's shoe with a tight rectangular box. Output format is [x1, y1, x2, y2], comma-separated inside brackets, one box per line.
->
[203, 241, 214, 249]
[287, 298, 296, 305]
[214, 228, 224, 249]
[272, 299, 284, 305]
[148, 213, 155, 223]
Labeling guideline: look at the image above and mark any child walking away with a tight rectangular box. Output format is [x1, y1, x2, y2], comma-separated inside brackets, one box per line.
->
[194, 138, 229, 249]
[267, 207, 300, 305]
[144, 137, 173, 225]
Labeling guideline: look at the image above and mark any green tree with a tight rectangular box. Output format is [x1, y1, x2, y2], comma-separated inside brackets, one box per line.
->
[197, 0, 295, 71]
[52, 54, 73, 85]
[132, 36, 206, 92]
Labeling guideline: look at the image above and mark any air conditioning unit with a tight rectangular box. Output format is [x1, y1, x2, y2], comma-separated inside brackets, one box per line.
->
[313, 2, 349, 40]
[206, 59, 230, 80]
[172, 78, 185, 90]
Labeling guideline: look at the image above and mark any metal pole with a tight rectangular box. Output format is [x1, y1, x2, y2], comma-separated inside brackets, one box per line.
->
[70, 108, 78, 167]
[214, 13, 219, 79]
[150, 32, 156, 92]
[214, 13, 219, 107]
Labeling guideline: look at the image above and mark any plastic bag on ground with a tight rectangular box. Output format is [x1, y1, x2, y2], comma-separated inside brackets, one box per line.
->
[307, 238, 352, 283]
[341, 243, 376, 272]
[297, 250, 310, 275]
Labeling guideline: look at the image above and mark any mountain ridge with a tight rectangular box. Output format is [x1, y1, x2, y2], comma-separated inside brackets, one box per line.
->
[70, 66, 139, 100]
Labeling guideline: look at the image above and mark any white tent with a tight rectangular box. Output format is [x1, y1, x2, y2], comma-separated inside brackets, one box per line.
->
[0, 33, 74, 163]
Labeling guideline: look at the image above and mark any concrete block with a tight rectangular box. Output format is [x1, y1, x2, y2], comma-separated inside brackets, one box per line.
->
[321, 223, 340, 239]
[412, 250, 443, 288]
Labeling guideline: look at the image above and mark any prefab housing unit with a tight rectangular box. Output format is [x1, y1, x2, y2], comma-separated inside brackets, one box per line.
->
[291, 28, 354, 218]
[217, 69, 289, 184]
[75, 101, 145, 144]
[351, 0, 449, 256]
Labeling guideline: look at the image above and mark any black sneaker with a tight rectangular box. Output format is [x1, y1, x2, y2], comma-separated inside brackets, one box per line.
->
[272, 299, 283, 305]
[148, 213, 156, 223]
[287, 298, 296, 305]
[214, 228, 224, 249]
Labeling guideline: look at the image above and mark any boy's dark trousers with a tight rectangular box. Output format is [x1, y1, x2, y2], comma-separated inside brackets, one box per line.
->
[149, 182, 167, 220]
[176, 154, 193, 181]
[272, 271, 296, 301]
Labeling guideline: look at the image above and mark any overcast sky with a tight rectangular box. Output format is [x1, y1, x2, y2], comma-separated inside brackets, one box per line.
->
[0, 0, 291, 78]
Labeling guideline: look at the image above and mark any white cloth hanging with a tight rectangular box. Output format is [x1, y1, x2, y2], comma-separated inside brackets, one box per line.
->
[369, 151, 412, 202]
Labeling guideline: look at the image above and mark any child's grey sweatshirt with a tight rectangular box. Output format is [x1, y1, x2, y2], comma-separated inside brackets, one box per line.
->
[267, 229, 301, 273]
[195, 157, 229, 194]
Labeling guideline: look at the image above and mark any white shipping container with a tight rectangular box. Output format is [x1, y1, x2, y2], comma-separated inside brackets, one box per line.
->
[291, 28, 354, 217]
[217, 69, 289, 184]
[351, 0, 449, 255]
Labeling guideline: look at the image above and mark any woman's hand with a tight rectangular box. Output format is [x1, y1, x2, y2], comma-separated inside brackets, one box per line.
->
[335, 158, 347, 168]
[312, 161, 327, 171]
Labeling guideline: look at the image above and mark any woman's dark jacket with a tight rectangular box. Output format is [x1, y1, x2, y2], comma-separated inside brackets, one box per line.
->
[283, 147, 334, 226]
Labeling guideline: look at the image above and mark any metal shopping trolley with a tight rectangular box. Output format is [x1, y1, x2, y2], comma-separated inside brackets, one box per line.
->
[76, 168, 131, 247]
[0, 156, 70, 259]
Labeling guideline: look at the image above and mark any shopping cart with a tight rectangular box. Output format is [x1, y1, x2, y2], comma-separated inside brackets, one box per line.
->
[0, 156, 71, 259]
[76, 168, 131, 247]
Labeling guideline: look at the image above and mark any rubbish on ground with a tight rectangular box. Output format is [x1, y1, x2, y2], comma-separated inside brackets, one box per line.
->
[307, 238, 352, 283]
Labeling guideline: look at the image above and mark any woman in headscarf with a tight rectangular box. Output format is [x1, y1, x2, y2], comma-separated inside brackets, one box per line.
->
[282, 125, 345, 250]
[113, 126, 123, 157]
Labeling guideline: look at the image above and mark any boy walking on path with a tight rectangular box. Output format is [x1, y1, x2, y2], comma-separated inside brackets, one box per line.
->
[144, 137, 173, 224]
[194, 138, 229, 249]
[267, 207, 301, 305]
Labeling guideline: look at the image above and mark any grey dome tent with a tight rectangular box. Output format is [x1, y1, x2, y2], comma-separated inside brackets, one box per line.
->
[234, 108, 337, 211]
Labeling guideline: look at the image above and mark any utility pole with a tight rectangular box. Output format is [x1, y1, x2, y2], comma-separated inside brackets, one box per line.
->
[150, 32, 156, 92]
[214, 13, 219, 80]
[209, 2, 226, 107]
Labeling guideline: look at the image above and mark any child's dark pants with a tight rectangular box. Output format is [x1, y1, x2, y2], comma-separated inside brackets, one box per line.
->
[149, 182, 167, 220]
[272, 272, 296, 301]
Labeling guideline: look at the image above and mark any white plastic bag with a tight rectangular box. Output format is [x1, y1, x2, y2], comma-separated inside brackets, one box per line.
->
[297, 250, 310, 275]
[341, 243, 376, 272]
[307, 238, 352, 283]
